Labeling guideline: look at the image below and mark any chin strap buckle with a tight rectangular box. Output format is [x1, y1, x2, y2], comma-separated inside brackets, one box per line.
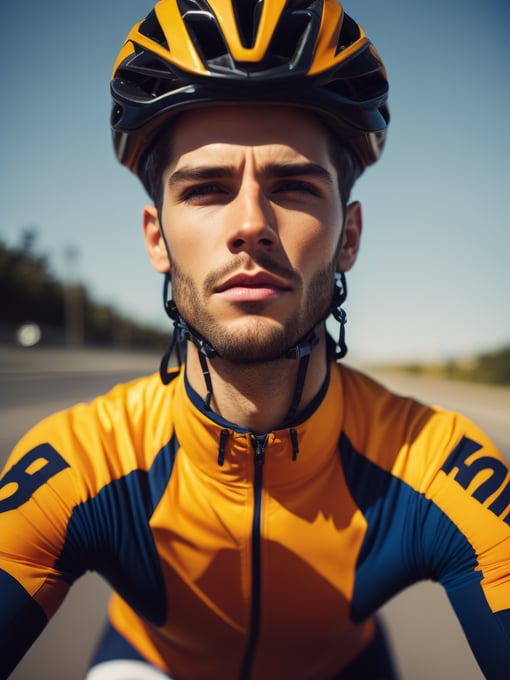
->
[285, 330, 320, 360]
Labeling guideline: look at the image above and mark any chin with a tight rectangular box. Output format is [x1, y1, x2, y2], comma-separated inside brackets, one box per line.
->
[207, 320, 297, 363]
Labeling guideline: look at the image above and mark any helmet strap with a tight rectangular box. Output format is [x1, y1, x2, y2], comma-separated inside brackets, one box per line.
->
[281, 352, 311, 425]
[330, 272, 348, 360]
[160, 273, 216, 399]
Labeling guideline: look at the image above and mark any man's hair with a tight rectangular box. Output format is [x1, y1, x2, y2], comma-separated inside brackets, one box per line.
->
[141, 115, 361, 217]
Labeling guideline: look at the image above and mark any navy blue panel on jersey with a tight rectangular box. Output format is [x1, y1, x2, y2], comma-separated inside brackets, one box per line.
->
[338, 433, 480, 622]
[0, 568, 48, 677]
[55, 436, 179, 626]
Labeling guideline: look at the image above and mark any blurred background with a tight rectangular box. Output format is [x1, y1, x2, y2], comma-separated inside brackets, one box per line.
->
[1, 1, 509, 679]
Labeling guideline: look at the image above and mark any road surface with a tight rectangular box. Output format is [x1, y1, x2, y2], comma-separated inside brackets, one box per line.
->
[1, 347, 508, 679]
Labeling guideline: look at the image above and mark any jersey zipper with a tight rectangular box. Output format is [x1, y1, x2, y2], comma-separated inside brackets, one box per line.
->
[240, 433, 268, 679]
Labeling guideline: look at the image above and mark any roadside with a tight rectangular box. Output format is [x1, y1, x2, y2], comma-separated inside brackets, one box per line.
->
[0, 344, 162, 374]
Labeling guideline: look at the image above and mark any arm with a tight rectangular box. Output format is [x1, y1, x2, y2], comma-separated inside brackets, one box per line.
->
[0, 375, 164, 678]
[0, 419, 88, 677]
[339, 367, 510, 676]
[0, 569, 59, 678]
[428, 421, 510, 678]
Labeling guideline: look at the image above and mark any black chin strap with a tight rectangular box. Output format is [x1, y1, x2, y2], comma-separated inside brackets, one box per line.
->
[159, 275, 216, 395]
[159, 304, 184, 385]
[280, 272, 347, 424]
[330, 271, 348, 360]
[281, 351, 311, 425]
[159, 271, 349, 422]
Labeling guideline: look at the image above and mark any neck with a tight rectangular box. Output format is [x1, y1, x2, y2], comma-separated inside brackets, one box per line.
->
[185, 329, 329, 433]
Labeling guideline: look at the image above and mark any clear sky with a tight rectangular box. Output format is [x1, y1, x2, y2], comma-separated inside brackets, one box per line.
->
[1, 0, 509, 364]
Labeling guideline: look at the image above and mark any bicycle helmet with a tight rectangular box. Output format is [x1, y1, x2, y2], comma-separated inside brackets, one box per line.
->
[111, 0, 389, 191]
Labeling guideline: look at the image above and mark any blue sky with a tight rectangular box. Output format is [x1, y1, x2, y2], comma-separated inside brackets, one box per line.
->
[1, 0, 509, 363]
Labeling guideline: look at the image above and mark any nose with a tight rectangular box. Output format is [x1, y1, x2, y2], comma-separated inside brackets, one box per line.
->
[226, 180, 278, 254]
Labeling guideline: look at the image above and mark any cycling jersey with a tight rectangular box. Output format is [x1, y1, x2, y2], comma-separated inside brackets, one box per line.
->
[1, 362, 509, 679]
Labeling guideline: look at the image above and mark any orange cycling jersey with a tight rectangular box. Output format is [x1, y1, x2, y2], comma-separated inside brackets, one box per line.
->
[1, 362, 509, 678]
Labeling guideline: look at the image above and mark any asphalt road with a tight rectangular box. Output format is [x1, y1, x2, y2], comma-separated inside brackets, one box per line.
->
[1, 347, 509, 679]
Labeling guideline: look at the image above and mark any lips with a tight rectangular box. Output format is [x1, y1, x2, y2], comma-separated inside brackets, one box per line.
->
[212, 271, 292, 304]
[214, 271, 291, 294]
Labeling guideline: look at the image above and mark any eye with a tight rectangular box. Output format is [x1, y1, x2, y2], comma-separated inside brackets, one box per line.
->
[179, 183, 230, 204]
[273, 179, 321, 197]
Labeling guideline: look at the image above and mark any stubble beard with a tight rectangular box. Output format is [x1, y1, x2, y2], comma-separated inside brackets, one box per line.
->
[170, 259, 336, 364]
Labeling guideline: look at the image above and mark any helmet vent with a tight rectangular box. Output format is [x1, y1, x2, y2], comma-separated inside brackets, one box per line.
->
[139, 10, 169, 49]
[268, 11, 315, 68]
[328, 71, 379, 99]
[116, 55, 182, 100]
[336, 12, 361, 55]
[233, 0, 263, 49]
[183, 12, 231, 65]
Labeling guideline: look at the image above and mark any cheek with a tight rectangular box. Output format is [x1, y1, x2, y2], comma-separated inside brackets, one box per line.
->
[280, 214, 341, 268]
[164, 225, 227, 296]
[161, 210, 208, 271]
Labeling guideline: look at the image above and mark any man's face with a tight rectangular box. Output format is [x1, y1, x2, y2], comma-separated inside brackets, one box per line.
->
[146, 105, 359, 362]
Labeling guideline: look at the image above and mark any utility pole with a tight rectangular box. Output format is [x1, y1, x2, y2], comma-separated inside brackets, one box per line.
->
[63, 245, 84, 346]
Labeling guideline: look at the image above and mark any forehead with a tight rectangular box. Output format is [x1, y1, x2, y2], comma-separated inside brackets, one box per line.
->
[165, 104, 333, 168]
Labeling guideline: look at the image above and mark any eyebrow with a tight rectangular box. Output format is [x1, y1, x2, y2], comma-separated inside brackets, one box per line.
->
[167, 161, 334, 188]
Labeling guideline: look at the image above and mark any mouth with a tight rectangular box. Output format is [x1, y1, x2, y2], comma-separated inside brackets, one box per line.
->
[214, 272, 291, 302]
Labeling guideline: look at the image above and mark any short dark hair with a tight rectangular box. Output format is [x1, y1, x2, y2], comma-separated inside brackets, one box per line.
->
[141, 114, 360, 216]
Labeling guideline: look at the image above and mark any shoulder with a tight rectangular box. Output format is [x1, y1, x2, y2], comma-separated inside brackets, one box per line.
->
[333, 362, 507, 488]
[1, 370, 181, 503]
[335, 362, 510, 551]
[334, 362, 437, 446]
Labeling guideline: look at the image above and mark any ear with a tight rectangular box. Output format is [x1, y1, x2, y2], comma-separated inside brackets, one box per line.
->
[336, 201, 362, 273]
[143, 204, 170, 274]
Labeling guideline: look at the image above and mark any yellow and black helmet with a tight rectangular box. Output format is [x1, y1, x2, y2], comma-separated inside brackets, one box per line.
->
[111, 0, 389, 185]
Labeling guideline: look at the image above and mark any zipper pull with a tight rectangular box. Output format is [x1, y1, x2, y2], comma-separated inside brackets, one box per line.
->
[290, 428, 299, 461]
[217, 429, 229, 466]
[250, 433, 269, 465]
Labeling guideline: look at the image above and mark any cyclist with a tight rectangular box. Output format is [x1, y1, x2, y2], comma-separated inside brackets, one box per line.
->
[1, 1, 509, 678]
